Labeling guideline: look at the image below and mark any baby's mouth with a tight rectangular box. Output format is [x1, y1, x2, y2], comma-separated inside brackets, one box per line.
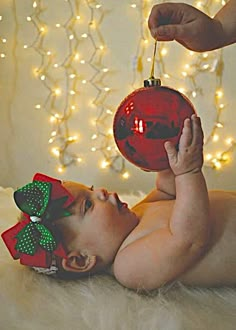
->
[114, 193, 128, 211]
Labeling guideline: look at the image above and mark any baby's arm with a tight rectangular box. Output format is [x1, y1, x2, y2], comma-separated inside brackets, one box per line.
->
[114, 115, 211, 290]
[165, 115, 210, 245]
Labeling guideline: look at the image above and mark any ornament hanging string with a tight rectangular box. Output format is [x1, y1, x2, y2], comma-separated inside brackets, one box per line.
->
[150, 40, 157, 79]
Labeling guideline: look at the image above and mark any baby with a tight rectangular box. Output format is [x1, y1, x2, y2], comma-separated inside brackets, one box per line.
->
[2, 114, 236, 290]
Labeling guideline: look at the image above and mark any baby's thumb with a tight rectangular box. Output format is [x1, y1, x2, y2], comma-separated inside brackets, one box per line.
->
[164, 141, 177, 163]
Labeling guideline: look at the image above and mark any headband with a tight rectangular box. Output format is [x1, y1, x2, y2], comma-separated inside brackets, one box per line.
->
[1, 173, 75, 275]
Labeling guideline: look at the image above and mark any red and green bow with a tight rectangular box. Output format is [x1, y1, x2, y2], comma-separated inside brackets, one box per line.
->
[1, 173, 75, 268]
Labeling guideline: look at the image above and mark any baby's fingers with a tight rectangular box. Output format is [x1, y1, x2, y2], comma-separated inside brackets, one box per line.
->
[178, 117, 192, 148]
[191, 114, 204, 145]
[164, 141, 177, 164]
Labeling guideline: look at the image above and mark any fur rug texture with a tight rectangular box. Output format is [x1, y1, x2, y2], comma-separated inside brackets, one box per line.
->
[0, 187, 236, 330]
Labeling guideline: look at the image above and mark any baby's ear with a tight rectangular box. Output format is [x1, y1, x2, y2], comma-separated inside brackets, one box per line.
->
[61, 251, 96, 273]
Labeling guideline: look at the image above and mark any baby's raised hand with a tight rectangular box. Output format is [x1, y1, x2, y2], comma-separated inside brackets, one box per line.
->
[164, 114, 204, 176]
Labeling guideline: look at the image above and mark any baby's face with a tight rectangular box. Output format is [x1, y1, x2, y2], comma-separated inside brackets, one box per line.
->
[60, 181, 139, 264]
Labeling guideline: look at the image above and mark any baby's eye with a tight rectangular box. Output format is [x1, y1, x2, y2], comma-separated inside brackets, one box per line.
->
[84, 199, 93, 213]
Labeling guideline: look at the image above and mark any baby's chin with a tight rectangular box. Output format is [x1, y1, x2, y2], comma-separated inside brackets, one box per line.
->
[126, 209, 140, 229]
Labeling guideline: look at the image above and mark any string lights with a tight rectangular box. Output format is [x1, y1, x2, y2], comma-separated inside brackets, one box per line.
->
[1, 0, 235, 177]
[22, 0, 127, 176]
[130, 0, 235, 170]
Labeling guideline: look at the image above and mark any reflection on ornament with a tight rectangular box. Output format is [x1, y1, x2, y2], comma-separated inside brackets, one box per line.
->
[113, 78, 196, 171]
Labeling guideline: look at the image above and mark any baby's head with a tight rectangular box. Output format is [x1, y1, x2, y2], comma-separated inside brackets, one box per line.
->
[1, 173, 138, 279]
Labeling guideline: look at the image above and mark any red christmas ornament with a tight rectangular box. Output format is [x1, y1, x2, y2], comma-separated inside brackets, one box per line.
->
[113, 78, 196, 171]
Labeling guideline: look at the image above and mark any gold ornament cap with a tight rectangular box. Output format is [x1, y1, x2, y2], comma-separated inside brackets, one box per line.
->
[144, 77, 161, 87]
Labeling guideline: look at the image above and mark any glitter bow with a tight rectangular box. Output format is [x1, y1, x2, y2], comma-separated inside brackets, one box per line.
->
[1, 173, 75, 269]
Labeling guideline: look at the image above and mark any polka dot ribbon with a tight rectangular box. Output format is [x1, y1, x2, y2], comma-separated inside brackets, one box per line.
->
[1, 173, 75, 269]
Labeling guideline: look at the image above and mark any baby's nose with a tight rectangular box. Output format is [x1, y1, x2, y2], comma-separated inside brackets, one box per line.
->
[96, 188, 109, 200]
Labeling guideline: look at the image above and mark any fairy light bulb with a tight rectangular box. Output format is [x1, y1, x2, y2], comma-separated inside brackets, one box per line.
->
[178, 87, 185, 93]
[216, 89, 223, 98]
[122, 172, 130, 179]
[52, 148, 60, 156]
[219, 104, 225, 109]
[57, 166, 65, 173]
[54, 88, 61, 96]
[212, 134, 219, 142]
[226, 138, 233, 145]
[100, 160, 110, 169]
[196, 1, 202, 8]
[67, 136, 78, 142]
[205, 154, 212, 161]
[40, 26, 46, 33]
[215, 161, 222, 169]
[74, 53, 79, 60]
[91, 134, 97, 140]
[161, 48, 168, 56]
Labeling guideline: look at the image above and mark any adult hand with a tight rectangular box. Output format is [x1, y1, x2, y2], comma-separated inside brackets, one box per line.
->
[148, 3, 224, 52]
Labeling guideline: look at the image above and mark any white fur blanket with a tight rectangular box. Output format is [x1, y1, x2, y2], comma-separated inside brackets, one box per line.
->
[1, 187, 236, 330]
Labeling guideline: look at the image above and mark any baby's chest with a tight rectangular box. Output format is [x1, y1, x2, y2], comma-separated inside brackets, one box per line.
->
[136, 200, 174, 228]
[122, 201, 174, 248]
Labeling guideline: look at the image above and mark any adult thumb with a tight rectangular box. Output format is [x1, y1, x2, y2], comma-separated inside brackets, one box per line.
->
[152, 24, 182, 41]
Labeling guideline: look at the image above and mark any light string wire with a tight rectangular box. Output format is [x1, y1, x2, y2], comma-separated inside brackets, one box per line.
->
[130, 0, 235, 170]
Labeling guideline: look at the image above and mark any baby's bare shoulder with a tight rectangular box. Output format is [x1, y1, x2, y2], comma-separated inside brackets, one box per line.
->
[113, 225, 207, 290]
